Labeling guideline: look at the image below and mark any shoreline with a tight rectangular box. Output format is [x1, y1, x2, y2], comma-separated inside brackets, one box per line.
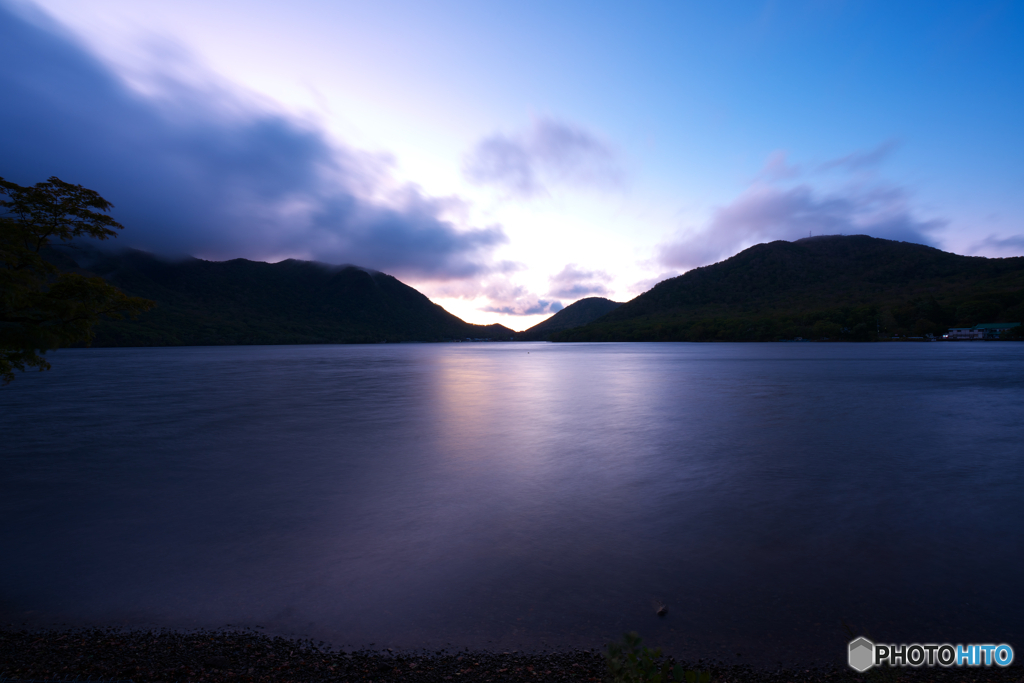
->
[3, 627, 1022, 683]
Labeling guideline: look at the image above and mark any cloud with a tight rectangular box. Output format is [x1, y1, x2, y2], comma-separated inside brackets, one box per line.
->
[759, 150, 800, 180]
[629, 272, 678, 296]
[426, 275, 563, 317]
[0, 2, 504, 280]
[547, 263, 612, 299]
[472, 277, 564, 316]
[657, 182, 945, 271]
[819, 139, 900, 172]
[970, 233, 1024, 256]
[475, 277, 563, 316]
[481, 298, 564, 316]
[463, 118, 622, 197]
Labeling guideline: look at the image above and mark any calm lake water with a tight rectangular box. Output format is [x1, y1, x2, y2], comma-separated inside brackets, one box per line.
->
[1, 342, 1022, 664]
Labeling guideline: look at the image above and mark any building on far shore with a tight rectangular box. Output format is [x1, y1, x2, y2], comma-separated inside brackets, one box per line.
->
[944, 323, 1020, 340]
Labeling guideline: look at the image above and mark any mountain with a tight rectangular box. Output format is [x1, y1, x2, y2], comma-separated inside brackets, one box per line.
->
[552, 235, 1024, 342]
[55, 248, 514, 346]
[516, 297, 622, 340]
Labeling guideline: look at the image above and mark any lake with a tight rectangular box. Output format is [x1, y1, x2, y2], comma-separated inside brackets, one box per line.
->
[1, 342, 1022, 665]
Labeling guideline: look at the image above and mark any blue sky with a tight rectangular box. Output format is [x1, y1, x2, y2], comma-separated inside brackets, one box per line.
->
[2, 0, 1022, 328]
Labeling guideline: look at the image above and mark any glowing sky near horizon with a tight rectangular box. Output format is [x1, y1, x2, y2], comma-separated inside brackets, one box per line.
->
[2, 0, 1023, 329]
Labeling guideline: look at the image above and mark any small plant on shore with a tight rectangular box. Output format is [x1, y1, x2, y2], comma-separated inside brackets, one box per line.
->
[605, 632, 710, 683]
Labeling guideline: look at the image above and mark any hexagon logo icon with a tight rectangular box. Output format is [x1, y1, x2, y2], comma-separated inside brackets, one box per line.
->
[848, 637, 875, 672]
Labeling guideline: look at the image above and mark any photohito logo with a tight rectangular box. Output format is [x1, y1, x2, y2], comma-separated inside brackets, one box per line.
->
[848, 637, 1014, 672]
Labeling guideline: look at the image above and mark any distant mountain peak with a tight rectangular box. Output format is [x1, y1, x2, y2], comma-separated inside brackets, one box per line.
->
[552, 235, 1024, 342]
[517, 297, 623, 341]
[61, 250, 514, 346]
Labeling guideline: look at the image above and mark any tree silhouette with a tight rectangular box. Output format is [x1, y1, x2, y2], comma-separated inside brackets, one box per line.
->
[1, 176, 153, 384]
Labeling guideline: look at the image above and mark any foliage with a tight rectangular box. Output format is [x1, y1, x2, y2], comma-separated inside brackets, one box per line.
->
[605, 632, 710, 683]
[0, 176, 154, 384]
[553, 236, 1024, 342]
[62, 247, 513, 347]
[1005, 324, 1024, 341]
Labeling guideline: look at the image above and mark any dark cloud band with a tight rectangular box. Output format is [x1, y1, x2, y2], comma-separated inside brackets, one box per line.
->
[0, 2, 504, 280]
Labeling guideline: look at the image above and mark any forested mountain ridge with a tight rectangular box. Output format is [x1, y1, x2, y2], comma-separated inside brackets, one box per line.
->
[553, 236, 1024, 342]
[53, 248, 514, 346]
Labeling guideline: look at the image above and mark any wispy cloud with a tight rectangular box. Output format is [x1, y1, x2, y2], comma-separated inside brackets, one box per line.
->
[657, 146, 944, 271]
[970, 233, 1024, 256]
[481, 298, 564, 316]
[547, 263, 612, 299]
[819, 139, 900, 172]
[476, 278, 563, 316]
[463, 118, 623, 198]
[448, 260, 615, 318]
[426, 274, 563, 317]
[0, 2, 504, 281]
[758, 150, 800, 180]
[628, 272, 678, 296]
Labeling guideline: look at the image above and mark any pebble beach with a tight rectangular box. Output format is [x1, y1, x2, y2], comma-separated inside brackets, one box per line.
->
[2, 628, 1021, 683]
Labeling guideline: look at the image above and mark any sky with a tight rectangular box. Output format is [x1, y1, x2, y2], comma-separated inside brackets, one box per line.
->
[2, 0, 1022, 330]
